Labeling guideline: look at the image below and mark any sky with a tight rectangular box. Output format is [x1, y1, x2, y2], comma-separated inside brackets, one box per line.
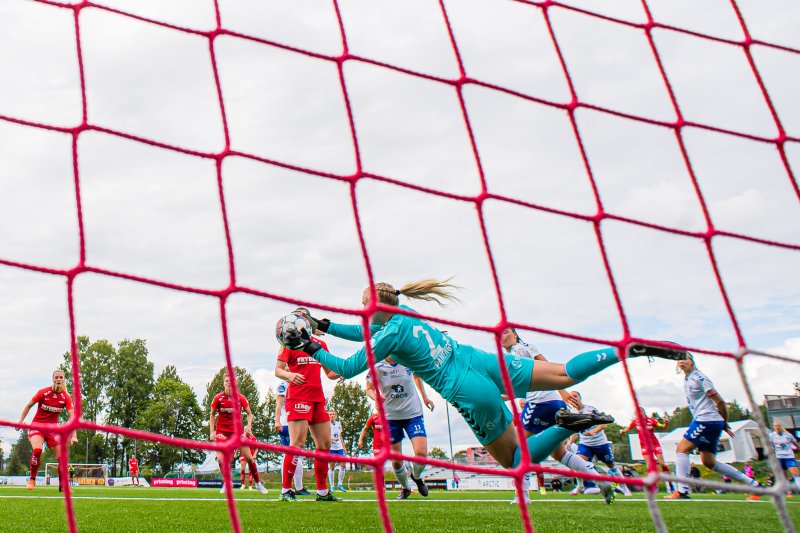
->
[0, 0, 799, 458]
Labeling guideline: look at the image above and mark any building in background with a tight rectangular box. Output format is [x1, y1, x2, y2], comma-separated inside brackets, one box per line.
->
[765, 384, 800, 438]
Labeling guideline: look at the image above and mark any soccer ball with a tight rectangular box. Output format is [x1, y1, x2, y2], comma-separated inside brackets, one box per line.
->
[275, 313, 312, 347]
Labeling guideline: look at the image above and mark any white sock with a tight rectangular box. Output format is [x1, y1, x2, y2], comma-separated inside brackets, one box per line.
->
[294, 457, 304, 489]
[317, 489, 328, 496]
[394, 466, 412, 490]
[794, 476, 800, 492]
[338, 467, 345, 486]
[675, 452, 690, 493]
[412, 461, 426, 479]
[712, 462, 757, 486]
[521, 473, 531, 494]
[328, 470, 334, 487]
[560, 451, 607, 489]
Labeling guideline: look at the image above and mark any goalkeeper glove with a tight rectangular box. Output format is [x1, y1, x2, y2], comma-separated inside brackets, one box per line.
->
[284, 330, 322, 355]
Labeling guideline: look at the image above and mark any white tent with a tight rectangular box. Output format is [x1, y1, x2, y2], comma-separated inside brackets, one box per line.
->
[628, 419, 761, 464]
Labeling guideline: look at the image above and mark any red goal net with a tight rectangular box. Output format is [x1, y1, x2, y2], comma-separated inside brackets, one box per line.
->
[1, 1, 798, 532]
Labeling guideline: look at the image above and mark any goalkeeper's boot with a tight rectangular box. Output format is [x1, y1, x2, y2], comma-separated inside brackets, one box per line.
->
[555, 409, 614, 432]
[601, 482, 616, 505]
[664, 490, 690, 499]
[410, 472, 429, 497]
[26, 479, 35, 491]
[337, 484, 347, 492]
[280, 490, 297, 502]
[255, 482, 269, 495]
[316, 491, 339, 502]
[629, 343, 688, 361]
[397, 488, 412, 500]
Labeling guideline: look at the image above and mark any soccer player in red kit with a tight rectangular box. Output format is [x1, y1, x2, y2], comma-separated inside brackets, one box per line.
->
[128, 454, 140, 486]
[16, 370, 78, 491]
[620, 407, 672, 492]
[275, 308, 340, 502]
[210, 374, 268, 495]
[358, 412, 385, 456]
[239, 434, 258, 490]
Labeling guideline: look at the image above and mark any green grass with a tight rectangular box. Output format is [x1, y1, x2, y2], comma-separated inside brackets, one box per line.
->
[1, 485, 798, 532]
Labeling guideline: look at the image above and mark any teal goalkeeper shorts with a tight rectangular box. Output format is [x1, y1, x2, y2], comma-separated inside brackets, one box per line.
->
[445, 346, 535, 445]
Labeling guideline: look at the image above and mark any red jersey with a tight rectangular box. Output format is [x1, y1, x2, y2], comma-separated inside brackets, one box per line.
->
[211, 392, 250, 433]
[365, 413, 384, 449]
[625, 416, 666, 436]
[30, 387, 73, 424]
[128, 458, 139, 472]
[277, 337, 329, 402]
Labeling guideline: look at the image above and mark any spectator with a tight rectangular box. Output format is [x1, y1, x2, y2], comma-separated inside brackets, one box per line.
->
[551, 477, 563, 493]
[690, 464, 702, 493]
[743, 463, 754, 479]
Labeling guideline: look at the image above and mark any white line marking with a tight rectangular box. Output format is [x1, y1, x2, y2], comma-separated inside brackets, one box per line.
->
[0, 495, 793, 504]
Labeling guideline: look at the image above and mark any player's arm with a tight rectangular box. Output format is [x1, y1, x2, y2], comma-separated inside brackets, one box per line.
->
[16, 400, 36, 428]
[567, 434, 578, 446]
[585, 424, 606, 436]
[274, 395, 284, 432]
[323, 366, 341, 381]
[620, 419, 636, 435]
[66, 407, 78, 444]
[275, 358, 305, 385]
[365, 378, 377, 402]
[209, 407, 217, 440]
[413, 374, 434, 411]
[708, 390, 734, 436]
[305, 328, 398, 379]
[358, 419, 371, 448]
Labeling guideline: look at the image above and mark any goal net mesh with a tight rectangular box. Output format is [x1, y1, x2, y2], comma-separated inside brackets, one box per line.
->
[0, 1, 798, 532]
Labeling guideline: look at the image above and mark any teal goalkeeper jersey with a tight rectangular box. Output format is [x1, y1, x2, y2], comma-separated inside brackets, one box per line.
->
[313, 305, 464, 397]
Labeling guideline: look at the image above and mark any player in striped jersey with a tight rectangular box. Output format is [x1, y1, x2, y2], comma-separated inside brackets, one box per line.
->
[328, 409, 347, 492]
[568, 392, 632, 497]
[769, 422, 799, 497]
[666, 354, 761, 500]
[365, 357, 434, 499]
[16, 370, 78, 491]
[284, 280, 686, 476]
[501, 328, 615, 505]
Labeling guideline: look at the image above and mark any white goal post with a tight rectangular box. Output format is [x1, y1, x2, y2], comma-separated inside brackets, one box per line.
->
[44, 463, 109, 487]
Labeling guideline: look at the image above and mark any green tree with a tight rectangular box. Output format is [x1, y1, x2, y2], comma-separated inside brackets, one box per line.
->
[0, 438, 4, 471]
[428, 447, 449, 461]
[251, 387, 280, 465]
[604, 422, 631, 462]
[134, 366, 204, 475]
[329, 381, 372, 456]
[666, 407, 694, 431]
[726, 400, 751, 422]
[5, 430, 32, 475]
[105, 339, 155, 476]
[202, 367, 261, 430]
[60, 335, 115, 466]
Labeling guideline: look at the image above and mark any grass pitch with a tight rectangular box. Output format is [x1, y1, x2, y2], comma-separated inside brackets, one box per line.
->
[1, 485, 798, 532]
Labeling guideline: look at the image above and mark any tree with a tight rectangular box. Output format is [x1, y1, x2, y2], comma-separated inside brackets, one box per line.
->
[604, 422, 631, 462]
[202, 367, 261, 429]
[428, 447, 449, 461]
[134, 365, 204, 475]
[0, 438, 4, 472]
[59, 336, 114, 423]
[251, 387, 280, 466]
[328, 381, 372, 456]
[60, 335, 115, 466]
[105, 339, 155, 476]
[666, 407, 693, 431]
[5, 430, 32, 475]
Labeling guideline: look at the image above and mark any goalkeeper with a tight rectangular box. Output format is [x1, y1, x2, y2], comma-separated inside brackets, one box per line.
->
[282, 279, 687, 471]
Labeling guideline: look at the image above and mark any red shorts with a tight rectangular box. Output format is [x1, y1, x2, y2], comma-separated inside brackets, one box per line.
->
[214, 431, 236, 443]
[642, 442, 663, 457]
[130, 470, 139, 476]
[30, 430, 59, 449]
[287, 400, 329, 424]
